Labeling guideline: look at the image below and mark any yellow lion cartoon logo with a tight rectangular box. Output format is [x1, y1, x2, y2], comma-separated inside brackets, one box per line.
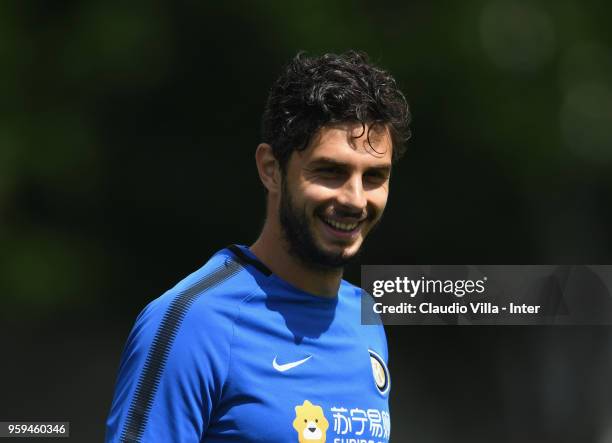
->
[292, 400, 329, 443]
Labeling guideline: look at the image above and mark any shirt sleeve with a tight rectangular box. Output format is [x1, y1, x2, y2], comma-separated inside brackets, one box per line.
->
[105, 287, 234, 443]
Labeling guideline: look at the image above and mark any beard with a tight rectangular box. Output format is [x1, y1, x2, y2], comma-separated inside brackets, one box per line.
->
[279, 178, 368, 271]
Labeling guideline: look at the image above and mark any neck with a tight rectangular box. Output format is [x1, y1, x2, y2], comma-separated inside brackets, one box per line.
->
[250, 219, 343, 298]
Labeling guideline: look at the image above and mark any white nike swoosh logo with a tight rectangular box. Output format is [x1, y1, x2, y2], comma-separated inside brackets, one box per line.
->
[272, 355, 312, 372]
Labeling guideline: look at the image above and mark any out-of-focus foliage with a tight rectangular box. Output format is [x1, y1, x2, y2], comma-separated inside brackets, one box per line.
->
[2, 0, 611, 310]
[1, 1, 612, 441]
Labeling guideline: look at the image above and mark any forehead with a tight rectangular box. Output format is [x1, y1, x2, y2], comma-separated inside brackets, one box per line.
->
[295, 124, 393, 166]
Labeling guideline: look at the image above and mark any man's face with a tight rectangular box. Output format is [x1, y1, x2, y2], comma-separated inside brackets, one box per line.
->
[279, 124, 393, 270]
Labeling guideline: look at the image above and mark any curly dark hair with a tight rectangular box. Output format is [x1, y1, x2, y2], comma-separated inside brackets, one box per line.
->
[261, 50, 411, 171]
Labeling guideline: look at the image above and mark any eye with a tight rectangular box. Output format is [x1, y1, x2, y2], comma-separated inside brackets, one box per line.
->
[318, 166, 343, 176]
[304, 419, 307, 423]
[364, 170, 388, 184]
[315, 419, 318, 423]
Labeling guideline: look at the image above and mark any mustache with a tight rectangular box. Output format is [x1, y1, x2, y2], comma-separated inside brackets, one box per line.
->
[318, 206, 370, 222]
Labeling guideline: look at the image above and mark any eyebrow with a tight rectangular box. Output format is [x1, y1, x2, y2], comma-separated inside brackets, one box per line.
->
[309, 157, 392, 174]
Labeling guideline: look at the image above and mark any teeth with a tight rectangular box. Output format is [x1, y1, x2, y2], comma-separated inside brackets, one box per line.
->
[323, 218, 358, 232]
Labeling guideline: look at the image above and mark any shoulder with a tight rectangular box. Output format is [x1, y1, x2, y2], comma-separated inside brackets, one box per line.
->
[340, 279, 389, 360]
[339, 278, 363, 300]
[114, 247, 265, 396]
[107, 248, 260, 441]
[339, 279, 379, 313]
[133, 247, 264, 346]
[158, 247, 261, 309]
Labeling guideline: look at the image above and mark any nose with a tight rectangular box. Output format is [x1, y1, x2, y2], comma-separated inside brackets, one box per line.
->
[337, 174, 367, 214]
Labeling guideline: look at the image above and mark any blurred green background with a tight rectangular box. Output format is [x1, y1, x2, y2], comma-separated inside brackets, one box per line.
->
[1, 1, 612, 441]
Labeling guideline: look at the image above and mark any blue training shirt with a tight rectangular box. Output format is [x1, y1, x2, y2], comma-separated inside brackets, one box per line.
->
[106, 245, 390, 443]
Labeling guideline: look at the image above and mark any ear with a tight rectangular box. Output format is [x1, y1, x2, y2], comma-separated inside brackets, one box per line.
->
[255, 143, 281, 194]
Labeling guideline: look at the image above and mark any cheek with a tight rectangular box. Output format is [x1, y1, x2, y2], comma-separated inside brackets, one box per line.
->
[299, 184, 336, 207]
[367, 189, 389, 214]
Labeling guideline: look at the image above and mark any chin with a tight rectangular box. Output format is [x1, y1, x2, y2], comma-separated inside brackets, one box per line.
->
[319, 241, 363, 265]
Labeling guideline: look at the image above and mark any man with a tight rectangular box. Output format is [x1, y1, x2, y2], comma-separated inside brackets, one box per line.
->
[106, 50, 410, 442]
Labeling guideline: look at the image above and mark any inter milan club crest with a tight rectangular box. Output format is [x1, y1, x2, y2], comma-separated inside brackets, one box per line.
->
[369, 350, 390, 395]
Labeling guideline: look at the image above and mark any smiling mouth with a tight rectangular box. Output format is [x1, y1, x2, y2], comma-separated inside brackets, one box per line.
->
[319, 216, 361, 232]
